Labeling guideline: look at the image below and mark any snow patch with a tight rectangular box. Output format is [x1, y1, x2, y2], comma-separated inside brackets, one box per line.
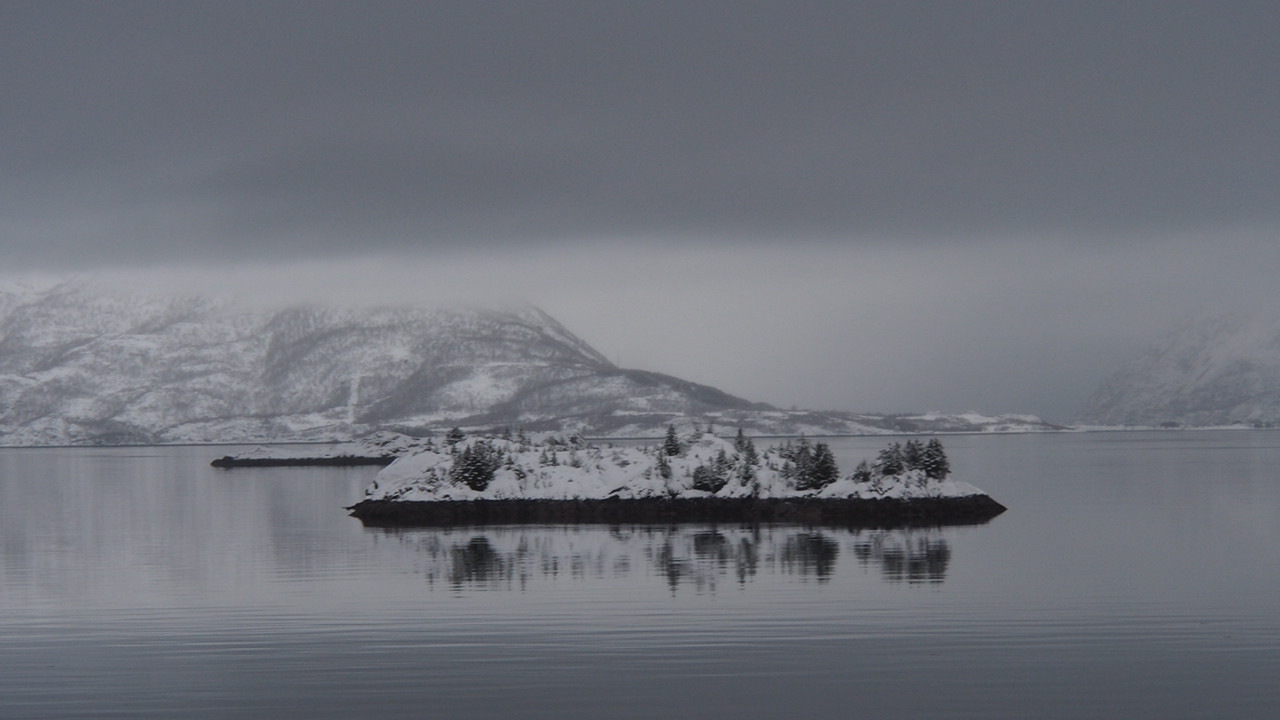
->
[367, 432, 990, 502]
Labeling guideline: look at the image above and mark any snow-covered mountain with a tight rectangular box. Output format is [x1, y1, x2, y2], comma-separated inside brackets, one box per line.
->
[1075, 312, 1280, 427]
[0, 283, 1065, 445]
[0, 283, 764, 445]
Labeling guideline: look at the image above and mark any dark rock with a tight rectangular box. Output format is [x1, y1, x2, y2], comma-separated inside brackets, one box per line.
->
[211, 455, 396, 468]
[346, 496, 1007, 529]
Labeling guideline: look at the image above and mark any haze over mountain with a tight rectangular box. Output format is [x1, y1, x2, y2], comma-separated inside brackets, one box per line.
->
[1076, 312, 1280, 428]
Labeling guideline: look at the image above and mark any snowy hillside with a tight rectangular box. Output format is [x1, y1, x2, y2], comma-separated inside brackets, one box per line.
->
[0, 283, 1065, 446]
[0, 283, 761, 445]
[1075, 312, 1280, 427]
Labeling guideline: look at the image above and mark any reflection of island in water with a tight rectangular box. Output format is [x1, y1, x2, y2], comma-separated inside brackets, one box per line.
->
[373, 525, 954, 591]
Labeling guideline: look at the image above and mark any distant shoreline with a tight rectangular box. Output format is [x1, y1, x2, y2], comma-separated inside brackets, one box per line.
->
[7, 423, 1277, 453]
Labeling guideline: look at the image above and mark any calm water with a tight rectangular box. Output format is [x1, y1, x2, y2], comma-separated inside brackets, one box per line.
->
[2, 432, 1278, 719]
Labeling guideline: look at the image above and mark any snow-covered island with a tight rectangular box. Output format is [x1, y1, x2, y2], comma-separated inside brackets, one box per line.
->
[347, 428, 1006, 527]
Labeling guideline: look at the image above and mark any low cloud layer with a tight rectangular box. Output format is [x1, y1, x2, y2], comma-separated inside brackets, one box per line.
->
[4, 2, 1279, 421]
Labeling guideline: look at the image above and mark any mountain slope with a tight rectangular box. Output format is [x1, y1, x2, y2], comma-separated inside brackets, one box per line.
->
[0, 284, 763, 445]
[1075, 312, 1280, 427]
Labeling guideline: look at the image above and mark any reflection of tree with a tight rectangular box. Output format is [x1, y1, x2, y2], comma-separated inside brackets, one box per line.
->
[692, 531, 729, 560]
[448, 536, 506, 586]
[648, 530, 762, 592]
[851, 530, 951, 584]
[653, 538, 691, 592]
[777, 532, 839, 581]
[381, 525, 956, 591]
[733, 536, 760, 584]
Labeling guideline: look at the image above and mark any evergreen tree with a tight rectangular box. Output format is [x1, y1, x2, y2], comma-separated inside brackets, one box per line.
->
[449, 440, 500, 491]
[903, 439, 925, 471]
[733, 432, 758, 484]
[663, 424, 682, 456]
[692, 464, 727, 493]
[656, 451, 672, 479]
[790, 436, 814, 481]
[811, 442, 840, 488]
[852, 459, 872, 483]
[922, 438, 950, 480]
[445, 426, 466, 447]
[714, 448, 732, 476]
[876, 442, 905, 476]
[797, 441, 839, 490]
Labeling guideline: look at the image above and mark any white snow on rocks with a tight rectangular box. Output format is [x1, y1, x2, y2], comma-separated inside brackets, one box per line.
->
[366, 432, 988, 502]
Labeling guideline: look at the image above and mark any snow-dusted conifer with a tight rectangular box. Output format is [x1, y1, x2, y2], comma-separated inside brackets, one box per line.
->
[656, 451, 672, 479]
[692, 464, 727, 493]
[903, 439, 925, 471]
[810, 442, 840, 489]
[852, 459, 872, 483]
[794, 441, 838, 490]
[449, 440, 500, 491]
[714, 448, 732, 475]
[663, 425, 682, 456]
[876, 442, 904, 476]
[780, 436, 814, 484]
[922, 438, 950, 480]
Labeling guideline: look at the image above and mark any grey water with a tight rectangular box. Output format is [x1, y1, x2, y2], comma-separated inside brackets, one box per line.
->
[1, 432, 1278, 719]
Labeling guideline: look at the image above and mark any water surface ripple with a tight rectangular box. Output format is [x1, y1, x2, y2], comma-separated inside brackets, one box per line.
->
[2, 432, 1279, 718]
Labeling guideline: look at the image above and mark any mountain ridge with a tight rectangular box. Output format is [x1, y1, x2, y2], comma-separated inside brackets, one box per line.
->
[0, 283, 1064, 445]
[1075, 311, 1280, 427]
[0, 284, 765, 445]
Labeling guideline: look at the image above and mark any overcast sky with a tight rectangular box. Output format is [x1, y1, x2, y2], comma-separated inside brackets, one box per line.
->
[4, 1, 1279, 421]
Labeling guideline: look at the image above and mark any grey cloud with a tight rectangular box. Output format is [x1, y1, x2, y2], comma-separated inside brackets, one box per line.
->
[4, 1, 1280, 267]
[5, 2, 1280, 421]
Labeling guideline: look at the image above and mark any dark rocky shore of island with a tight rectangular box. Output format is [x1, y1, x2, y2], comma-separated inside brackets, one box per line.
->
[347, 495, 1007, 529]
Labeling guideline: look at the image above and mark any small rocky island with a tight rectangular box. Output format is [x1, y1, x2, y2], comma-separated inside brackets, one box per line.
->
[344, 428, 1006, 527]
[210, 432, 430, 467]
